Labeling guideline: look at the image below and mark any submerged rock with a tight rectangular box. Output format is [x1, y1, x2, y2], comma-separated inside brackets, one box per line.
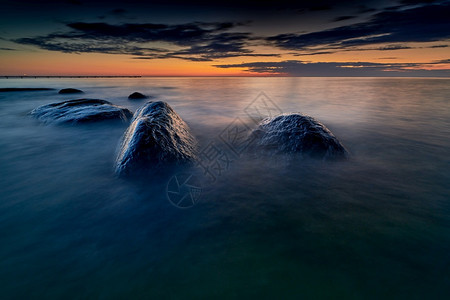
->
[128, 92, 148, 100]
[59, 88, 83, 94]
[30, 99, 132, 124]
[115, 101, 197, 175]
[248, 114, 348, 160]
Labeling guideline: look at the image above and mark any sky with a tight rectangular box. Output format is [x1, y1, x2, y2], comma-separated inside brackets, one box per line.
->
[0, 0, 449, 76]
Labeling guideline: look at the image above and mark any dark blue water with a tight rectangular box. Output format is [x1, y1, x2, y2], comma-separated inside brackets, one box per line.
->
[0, 77, 449, 299]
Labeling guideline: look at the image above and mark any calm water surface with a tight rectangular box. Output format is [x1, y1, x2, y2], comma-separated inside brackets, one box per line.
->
[0, 77, 449, 299]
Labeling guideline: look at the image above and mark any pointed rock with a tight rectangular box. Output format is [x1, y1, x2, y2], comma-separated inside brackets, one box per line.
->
[115, 101, 197, 175]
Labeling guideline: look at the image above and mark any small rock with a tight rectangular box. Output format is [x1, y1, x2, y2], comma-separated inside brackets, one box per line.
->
[59, 88, 83, 94]
[128, 92, 148, 100]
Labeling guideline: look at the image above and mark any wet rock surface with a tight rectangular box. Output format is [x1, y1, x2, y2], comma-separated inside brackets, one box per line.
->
[115, 101, 197, 175]
[248, 113, 348, 160]
[30, 98, 132, 124]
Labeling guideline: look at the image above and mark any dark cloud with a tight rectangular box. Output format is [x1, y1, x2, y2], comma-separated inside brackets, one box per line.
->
[432, 58, 450, 63]
[66, 0, 82, 5]
[383, 0, 442, 11]
[383, 5, 404, 10]
[356, 5, 377, 13]
[130, 32, 280, 61]
[16, 2, 447, 62]
[268, 2, 450, 51]
[214, 60, 450, 76]
[289, 44, 419, 56]
[214, 60, 389, 74]
[15, 37, 170, 56]
[378, 45, 412, 50]
[162, 32, 280, 61]
[398, 0, 442, 5]
[6, 0, 449, 69]
[296, 4, 337, 15]
[134, 52, 279, 62]
[0, 47, 16, 51]
[308, 4, 333, 11]
[62, 22, 234, 46]
[7, 0, 385, 14]
[332, 16, 356, 22]
[13, 21, 277, 61]
[110, 8, 126, 15]
[291, 51, 336, 56]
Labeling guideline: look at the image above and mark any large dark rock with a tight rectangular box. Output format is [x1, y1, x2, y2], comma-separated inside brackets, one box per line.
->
[247, 114, 348, 160]
[115, 101, 197, 175]
[59, 88, 83, 94]
[128, 92, 148, 100]
[30, 99, 132, 124]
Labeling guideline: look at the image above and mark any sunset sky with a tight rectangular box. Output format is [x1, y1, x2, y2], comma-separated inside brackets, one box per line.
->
[1, 0, 449, 76]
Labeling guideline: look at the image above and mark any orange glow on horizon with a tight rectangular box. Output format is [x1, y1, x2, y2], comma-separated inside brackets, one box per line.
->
[0, 51, 247, 76]
[0, 41, 449, 76]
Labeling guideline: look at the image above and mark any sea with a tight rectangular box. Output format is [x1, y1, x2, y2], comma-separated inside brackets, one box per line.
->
[0, 77, 449, 299]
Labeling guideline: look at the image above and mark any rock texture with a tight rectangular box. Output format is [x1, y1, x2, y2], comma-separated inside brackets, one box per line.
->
[30, 99, 132, 124]
[115, 101, 197, 175]
[59, 88, 83, 94]
[128, 92, 148, 100]
[248, 114, 348, 160]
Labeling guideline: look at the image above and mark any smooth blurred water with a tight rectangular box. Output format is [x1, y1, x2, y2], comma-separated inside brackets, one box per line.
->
[0, 77, 449, 299]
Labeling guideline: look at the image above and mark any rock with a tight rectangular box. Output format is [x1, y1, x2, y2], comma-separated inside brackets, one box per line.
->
[115, 101, 197, 175]
[59, 88, 83, 94]
[30, 99, 132, 124]
[247, 114, 348, 160]
[0, 88, 54, 92]
[128, 92, 148, 100]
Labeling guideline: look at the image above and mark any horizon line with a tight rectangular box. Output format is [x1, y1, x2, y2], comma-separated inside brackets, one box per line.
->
[1, 75, 450, 79]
